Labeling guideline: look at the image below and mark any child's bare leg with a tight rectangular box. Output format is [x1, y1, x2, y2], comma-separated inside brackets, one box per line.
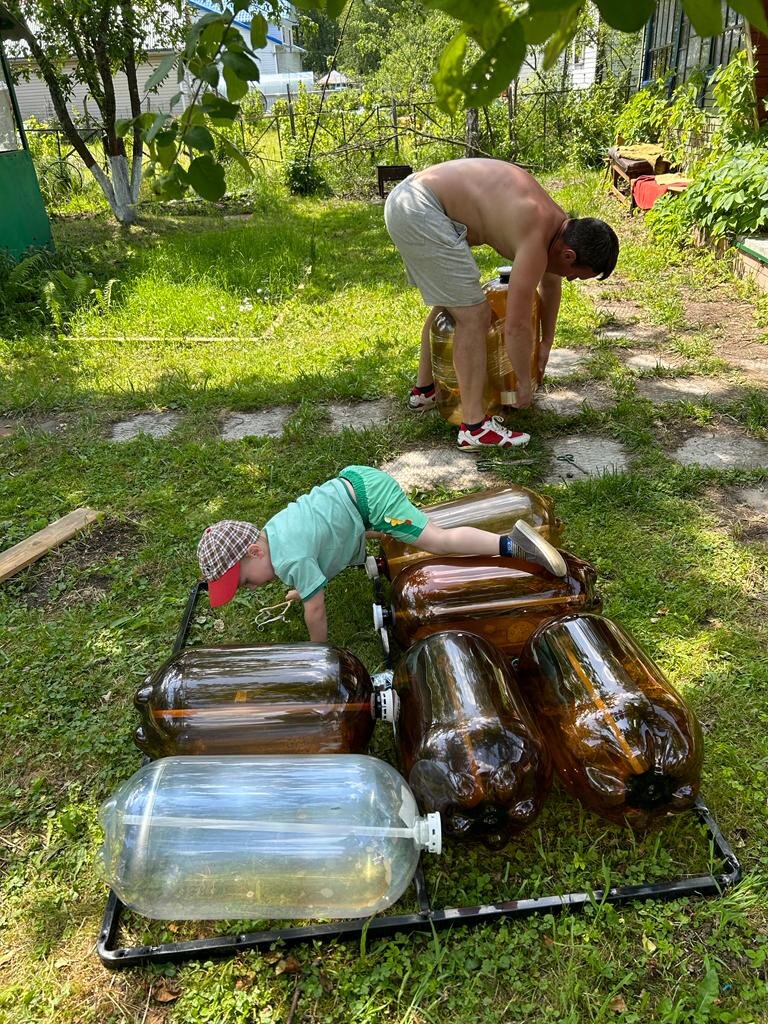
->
[415, 521, 566, 577]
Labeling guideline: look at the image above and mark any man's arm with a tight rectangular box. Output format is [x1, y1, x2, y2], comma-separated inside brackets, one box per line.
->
[504, 239, 549, 408]
[302, 590, 328, 642]
[537, 272, 562, 383]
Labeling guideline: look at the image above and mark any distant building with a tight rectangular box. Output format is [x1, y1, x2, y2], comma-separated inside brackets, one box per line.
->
[10, 1, 305, 124]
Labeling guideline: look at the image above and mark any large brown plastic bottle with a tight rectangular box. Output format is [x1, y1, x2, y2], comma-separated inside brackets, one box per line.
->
[378, 484, 562, 582]
[133, 644, 377, 757]
[389, 553, 600, 657]
[431, 267, 542, 425]
[517, 613, 704, 828]
[395, 630, 551, 847]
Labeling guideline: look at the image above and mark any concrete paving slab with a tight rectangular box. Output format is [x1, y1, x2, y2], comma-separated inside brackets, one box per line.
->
[620, 350, 679, 371]
[221, 407, 294, 440]
[536, 385, 614, 416]
[672, 429, 768, 469]
[110, 412, 182, 442]
[596, 323, 668, 344]
[544, 348, 589, 379]
[381, 448, 492, 492]
[325, 399, 394, 434]
[637, 377, 742, 404]
[544, 436, 630, 484]
[733, 486, 768, 514]
[730, 357, 768, 380]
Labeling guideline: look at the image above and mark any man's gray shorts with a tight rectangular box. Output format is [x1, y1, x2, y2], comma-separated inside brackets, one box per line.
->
[384, 174, 486, 308]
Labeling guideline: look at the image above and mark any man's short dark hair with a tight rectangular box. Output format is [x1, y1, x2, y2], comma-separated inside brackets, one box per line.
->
[562, 217, 619, 280]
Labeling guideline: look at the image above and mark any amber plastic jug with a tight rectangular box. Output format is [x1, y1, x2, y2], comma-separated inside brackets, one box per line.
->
[430, 267, 542, 425]
[378, 484, 562, 582]
[100, 755, 441, 920]
[517, 613, 704, 828]
[394, 631, 551, 847]
[387, 553, 600, 657]
[133, 644, 394, 758]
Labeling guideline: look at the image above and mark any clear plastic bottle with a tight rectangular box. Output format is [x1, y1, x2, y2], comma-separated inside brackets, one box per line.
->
[517, 613, 704, 828]
[100, 755, 441, 921]
[378, 484, 562, 582]
[132, 644, 391, 758]
[389, 552, 600, 657]
[430, 267, 542, 425]
[395, 631, 551, 848]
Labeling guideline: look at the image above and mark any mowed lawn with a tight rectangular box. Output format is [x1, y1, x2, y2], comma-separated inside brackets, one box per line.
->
[1, 170, 767, 1024]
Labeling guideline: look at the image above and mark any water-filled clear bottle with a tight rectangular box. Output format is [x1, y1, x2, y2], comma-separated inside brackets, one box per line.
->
[395, 631, 551, 848]
[100, 755, 441, 920]
[431, 267, 541, 425]
[389, 552, 600, 657]
[517, 613, 704, 828]
[378, 484, 562, 582]
[133, 644, 387, 757]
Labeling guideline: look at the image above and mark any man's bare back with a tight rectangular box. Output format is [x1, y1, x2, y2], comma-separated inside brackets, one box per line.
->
[415, 159, 565, 260]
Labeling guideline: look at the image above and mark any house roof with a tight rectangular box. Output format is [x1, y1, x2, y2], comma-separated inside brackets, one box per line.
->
[187, 0, 284, 46]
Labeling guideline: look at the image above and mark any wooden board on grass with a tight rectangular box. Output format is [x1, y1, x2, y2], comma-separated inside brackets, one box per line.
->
[0, 508, 100, 582]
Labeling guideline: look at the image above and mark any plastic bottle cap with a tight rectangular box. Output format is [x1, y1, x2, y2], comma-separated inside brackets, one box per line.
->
[497, 265, 513, 275]
[372, 603, 385, 629]
[416, 812, 442, 855]
[372, 687, 399, 724]
[365, 555, 380, 579]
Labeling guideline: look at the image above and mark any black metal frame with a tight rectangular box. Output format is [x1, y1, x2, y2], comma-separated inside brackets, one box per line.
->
[97, 582, 742, 970]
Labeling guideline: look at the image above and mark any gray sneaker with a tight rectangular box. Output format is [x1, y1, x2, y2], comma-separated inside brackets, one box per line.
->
[510, 520, 567, 577]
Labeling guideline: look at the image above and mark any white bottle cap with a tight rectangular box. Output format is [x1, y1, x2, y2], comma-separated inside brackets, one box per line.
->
[372, 603, 385, 630]
[497, 265, 513, 275]
[415, 812, 442, 854]
[371, 669, 394, 690]
[372, 687, 399, 724]
[365, 555, 380, 579]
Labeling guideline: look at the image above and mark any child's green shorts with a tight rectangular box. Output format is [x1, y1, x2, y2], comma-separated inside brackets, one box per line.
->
[339, 465, 428, 541]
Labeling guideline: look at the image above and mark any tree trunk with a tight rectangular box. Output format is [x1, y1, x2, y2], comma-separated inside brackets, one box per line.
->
[465, 107, 481, 157]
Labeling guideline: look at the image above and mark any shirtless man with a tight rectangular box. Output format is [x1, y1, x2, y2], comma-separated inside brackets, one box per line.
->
[384, 158, 619, 450]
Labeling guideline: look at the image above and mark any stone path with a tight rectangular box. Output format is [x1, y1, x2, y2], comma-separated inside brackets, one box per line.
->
[4, 342, 768, 488]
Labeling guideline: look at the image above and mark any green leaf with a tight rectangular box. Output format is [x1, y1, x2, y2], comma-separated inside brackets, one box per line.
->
[325, 0, 347, 18]
[432, 30, 468, 115]
[223, 62, 249, 101]
[187, 154, 227, 201]
[729, 0, 768, 34]
[523, 10, 565, 45]
[145, 52, 177, 94]
[184, 11, 226, 58]
[465, 22, 526, 107]
[156, 164, 189, 200]
[170, 91, 183, 110]
[222, 50, 261, 81]
[543, 4, 581, 69]
[202, 93, 241, 121]
[115, 117, 134, 138]
[233, 0, 250, 11]
[218, 135, 254, 176]
[596, 0, 655, 31]
[145, 112, 171, 143]
[184, 124, 215, 151]
[250, 13, 268, 49]
[680, 0, 723, 37]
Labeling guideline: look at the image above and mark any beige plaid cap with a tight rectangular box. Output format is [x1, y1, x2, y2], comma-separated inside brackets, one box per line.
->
[197, 520, 261, 581]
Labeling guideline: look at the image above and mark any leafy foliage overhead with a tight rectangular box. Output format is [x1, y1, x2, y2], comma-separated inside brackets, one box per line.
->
[291, 0, 768, 112]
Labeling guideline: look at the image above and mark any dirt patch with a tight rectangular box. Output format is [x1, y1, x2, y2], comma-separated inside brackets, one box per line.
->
[682, 294, 768, 360]
[22, 518, 142, 608]
[702, 484, 768, 546]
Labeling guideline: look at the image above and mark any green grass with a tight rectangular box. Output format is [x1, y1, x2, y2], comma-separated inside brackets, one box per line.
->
[1, 168, 768, 1024]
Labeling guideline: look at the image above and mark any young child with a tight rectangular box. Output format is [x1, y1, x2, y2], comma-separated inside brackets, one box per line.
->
[197, 465, 566, 642]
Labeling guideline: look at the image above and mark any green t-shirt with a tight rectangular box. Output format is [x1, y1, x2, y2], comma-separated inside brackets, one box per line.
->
[264, 478, 367, 600]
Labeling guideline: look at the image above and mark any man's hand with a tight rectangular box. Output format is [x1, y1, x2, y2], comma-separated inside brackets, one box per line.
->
[302, 590, 328, 643]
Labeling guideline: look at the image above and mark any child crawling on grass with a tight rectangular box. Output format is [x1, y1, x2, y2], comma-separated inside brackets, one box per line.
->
[197, 464, 565, 642]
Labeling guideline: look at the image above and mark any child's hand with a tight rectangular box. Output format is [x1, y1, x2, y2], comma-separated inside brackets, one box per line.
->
[285, 589, 300, 602]
[365, 530, 385, 539]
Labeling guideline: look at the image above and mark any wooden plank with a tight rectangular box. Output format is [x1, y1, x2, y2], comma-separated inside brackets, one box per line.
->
[0, 508, 100, 582]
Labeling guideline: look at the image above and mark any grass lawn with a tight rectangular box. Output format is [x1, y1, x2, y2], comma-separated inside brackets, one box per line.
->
[1, 169, 767, 1024]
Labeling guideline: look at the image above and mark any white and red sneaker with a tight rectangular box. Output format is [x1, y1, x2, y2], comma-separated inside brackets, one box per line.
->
[457, 415, 530, 450]
[408, 384, 437, 411]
